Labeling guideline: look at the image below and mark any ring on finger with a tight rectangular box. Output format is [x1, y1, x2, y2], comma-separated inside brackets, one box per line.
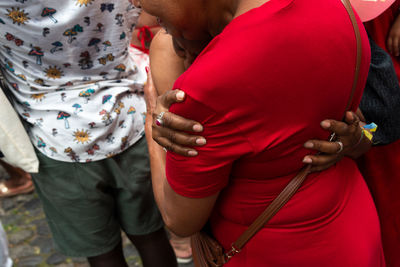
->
[155, 111, 165, 126]
[336, 141, 344, 154]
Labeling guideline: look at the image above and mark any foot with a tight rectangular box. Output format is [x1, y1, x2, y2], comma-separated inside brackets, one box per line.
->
[0, 169, 33, 198]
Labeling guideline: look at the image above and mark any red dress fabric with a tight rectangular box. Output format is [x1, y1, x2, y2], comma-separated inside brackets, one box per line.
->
[166, 0, 384, 265]
[361, 4, 400, 267]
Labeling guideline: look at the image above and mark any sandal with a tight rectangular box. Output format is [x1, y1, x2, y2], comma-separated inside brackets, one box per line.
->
[0, 178, 34, 198]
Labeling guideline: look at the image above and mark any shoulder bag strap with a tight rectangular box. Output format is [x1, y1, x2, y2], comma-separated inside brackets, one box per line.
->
[225, 0, 363, 260]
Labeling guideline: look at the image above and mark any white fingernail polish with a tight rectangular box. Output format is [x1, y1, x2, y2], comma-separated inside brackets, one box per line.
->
[193, 124, 203, 132]
[196, 138, 206, 145]
[176, 91, 185, 100]
[304, 142, 314, 149]
[188, 150, 198, 156]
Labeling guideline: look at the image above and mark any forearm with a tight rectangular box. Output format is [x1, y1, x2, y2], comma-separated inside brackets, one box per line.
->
[146, 122, 205, 237]
[146, 122, 218, 237]
[146, 32, 217, 236]
[145, 120, 168, 220]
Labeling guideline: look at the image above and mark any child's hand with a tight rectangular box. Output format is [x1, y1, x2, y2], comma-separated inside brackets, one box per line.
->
[387, 14, 400, 56]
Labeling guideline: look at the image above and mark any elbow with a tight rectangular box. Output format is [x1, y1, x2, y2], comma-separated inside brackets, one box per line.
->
[163, 215, 199, 237]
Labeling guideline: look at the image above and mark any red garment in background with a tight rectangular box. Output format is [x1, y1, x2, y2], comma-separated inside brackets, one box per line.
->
[357, 141, 400, 267]
[364, 2, 400, 77]
[167, 0, 384, 265]
[361, 4, 400, 267]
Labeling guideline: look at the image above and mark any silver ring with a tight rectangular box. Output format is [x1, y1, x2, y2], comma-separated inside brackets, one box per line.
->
[163, 147, 167, 152]
[155, 111, 165, 126]
[336, 141, 344, 154]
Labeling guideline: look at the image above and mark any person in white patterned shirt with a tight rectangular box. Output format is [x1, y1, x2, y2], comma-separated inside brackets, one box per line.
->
[0, 1, 176, 266]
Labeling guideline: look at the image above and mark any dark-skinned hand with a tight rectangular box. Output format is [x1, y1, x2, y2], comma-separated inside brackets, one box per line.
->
[147, 84, 372, 172]
[144, 68, 205, 157]
[302, 111, 371, 172]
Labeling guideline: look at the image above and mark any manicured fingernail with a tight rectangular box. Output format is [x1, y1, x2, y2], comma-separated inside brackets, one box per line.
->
[193, 124, 203, 132]
[320, 120, 331, 129]
[145, 66, 149, 73]
[176, 91, 185, 101]
[304, 142, 314, 149]
[188, 150, 198, 156]
[303, 157, 312, 164]
[196, 138, 206, 145]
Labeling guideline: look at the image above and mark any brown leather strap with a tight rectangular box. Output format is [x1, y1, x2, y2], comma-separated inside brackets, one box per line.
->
[230, 165, 311, 253]
[226, 0, 363, 258]
[342, 0, 363, 112]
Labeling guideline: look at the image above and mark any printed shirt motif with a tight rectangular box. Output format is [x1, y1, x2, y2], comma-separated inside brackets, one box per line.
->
[0, 0, 148, 162]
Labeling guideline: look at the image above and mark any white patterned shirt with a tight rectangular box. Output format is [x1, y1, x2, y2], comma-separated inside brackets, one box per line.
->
[0, 0, 148, 162]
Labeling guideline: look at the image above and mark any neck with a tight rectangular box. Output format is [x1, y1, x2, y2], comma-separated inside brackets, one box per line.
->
[206, 0, 239, 37]
[206, 0, 270, 36]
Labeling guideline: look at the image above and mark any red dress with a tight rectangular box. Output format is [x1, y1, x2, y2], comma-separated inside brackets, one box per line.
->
[362, 4, 400, 267]
[166, 0, 384, 265]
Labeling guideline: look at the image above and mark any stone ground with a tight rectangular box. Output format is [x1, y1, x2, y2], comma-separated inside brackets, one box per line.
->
[0, 166, 194, 267]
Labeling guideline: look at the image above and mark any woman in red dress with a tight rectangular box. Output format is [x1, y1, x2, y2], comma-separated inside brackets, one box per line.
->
[140, 0, 384, 265]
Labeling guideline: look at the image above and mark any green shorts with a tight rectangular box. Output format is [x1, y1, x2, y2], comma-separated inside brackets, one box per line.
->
[31, 137, 163, 257]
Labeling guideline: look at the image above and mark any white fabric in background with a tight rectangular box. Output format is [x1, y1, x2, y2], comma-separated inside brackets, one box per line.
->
[0, 86, 39, 173]
[0, 222, 13, 267]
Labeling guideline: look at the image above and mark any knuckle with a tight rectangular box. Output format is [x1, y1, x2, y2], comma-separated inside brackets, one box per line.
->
[162, 112, 172, 126]
[326, 143, 337, 154]
[154, 138, 164, 148]
[339, 123, 349, 134]
[309, 156, 320, 165]
[151, 110, 158, 120]
[189, 136, 199, 145]
[347, 126, 355, 136]
[327, 120, 336, 130]
[157, 95, 166, 107]
[165, 143, 175, 152]
[151, 124, 159, 133]
[313, 141, 322, 151]
[166, 129, 177, 143]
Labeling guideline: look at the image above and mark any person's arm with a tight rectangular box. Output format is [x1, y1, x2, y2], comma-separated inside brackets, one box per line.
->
[149, 31, 206, 156]
[387, 13, 400, 56]
[148, 87, 371, 168]
[149, 29, 185, 95]
[147, 26, 370, 174]
[302, 111, 372, 172]
[144, 71, 219, 237]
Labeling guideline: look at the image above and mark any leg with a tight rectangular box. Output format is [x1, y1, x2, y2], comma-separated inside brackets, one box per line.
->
[127, 228, 177, 267]
[87, 241, 128, 267]
[31, 152, 123, 259]
[112, 138, 176, 267]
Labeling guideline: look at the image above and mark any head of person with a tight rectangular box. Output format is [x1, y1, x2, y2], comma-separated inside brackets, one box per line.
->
[134, 0, 238, 55]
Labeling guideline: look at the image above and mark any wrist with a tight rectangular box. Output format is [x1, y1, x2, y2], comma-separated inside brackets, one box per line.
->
[348, 124, 375, 159]
[362, 122, 377, 143]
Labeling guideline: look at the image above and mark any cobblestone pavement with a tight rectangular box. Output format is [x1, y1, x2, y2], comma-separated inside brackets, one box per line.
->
[0, 167, 194, 267]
